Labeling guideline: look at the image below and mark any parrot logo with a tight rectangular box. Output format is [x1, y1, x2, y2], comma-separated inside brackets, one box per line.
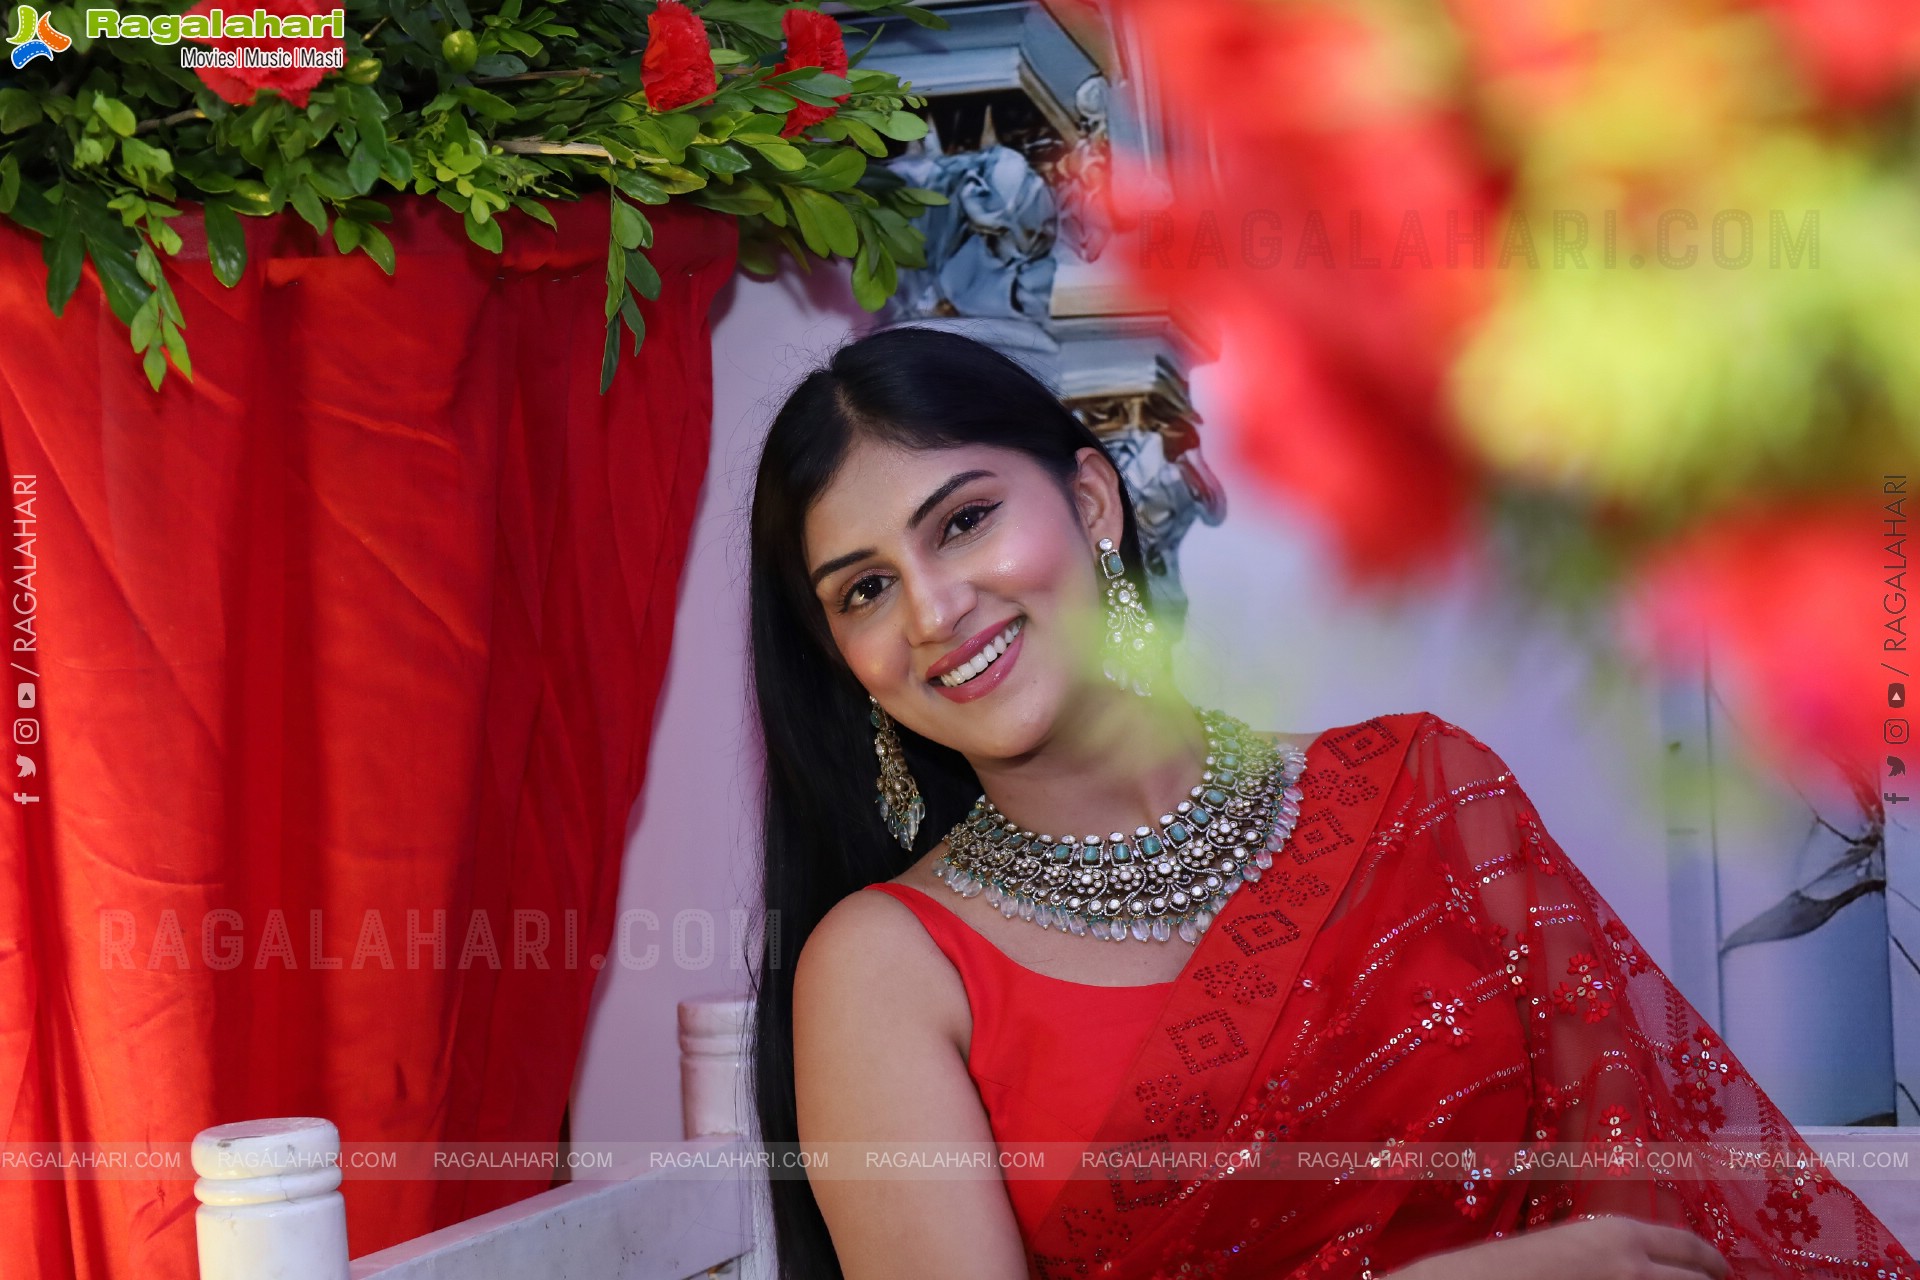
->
[8, 5, 71, 69]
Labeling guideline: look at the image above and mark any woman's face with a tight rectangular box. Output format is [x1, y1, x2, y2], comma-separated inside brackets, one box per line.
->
[802, 436, 1125, 760]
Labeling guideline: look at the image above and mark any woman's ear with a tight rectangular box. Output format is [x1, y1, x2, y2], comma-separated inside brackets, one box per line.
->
[1069, 446, 1126, 550]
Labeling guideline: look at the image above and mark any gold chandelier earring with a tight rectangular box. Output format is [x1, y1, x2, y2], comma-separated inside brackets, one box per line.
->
[1098, 537, 1156, 697]
[870, 695, 925, 850]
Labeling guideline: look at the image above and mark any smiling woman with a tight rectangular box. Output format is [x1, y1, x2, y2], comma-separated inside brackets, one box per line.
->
[743, 326, 1916, 1280]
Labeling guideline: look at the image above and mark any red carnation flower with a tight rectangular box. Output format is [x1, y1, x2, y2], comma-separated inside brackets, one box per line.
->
[642, 0, 717, 112]
[184, 0, 344, 110]
[775, 7, 850, 138]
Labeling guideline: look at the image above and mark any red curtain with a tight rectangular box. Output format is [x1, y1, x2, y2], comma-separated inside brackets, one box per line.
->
[0, 192, 737, 1278]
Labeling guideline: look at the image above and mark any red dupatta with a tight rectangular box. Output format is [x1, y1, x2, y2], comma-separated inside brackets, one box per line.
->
[1024, 711, 1918, 1280]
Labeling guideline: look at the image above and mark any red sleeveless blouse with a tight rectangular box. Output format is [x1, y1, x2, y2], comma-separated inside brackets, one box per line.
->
[861, 880, 1174, 1241]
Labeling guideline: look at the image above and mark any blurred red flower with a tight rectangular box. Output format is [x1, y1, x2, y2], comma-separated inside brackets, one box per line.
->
[775, 7, 849, 138]
[1747, 0, 1920, 111]
[1622, 502, 1887, 779]
[642, 0, 717, 112]
[1099, 0, 1502, 582]
[183, 0, 344, 110]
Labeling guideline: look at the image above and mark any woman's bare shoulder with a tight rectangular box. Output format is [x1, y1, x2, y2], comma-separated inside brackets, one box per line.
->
[794, 883, 968, 1044]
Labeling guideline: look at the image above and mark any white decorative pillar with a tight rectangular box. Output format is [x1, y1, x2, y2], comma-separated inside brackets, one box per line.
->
[681, 996, 771, 1280]
[193, 1116, 349, 1280]
[680, 996, 753, 1139]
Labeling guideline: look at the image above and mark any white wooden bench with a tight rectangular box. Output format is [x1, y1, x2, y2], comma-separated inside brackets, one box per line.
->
[192, 998, 763, 1280]
[189, 997, 1916, 1277]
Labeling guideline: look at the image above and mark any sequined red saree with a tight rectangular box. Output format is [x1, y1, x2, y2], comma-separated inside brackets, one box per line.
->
[1023, 711, 1916, 1279]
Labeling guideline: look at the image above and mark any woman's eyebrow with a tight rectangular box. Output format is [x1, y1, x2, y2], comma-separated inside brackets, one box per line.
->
[807, 469, 997, 588]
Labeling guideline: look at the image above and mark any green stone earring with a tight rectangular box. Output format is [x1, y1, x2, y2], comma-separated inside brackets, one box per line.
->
[870, 695, 925, 850]
[1098, 537, 1155, 697]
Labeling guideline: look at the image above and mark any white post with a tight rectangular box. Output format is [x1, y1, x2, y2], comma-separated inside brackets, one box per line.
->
[193, 1117, 350, 1280]
[681, 996, 770, 1280]
[679, 997, 753, 1139]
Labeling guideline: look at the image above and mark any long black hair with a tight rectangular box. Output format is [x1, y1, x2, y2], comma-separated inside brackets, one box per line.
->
[746, 325, 1151, 1277]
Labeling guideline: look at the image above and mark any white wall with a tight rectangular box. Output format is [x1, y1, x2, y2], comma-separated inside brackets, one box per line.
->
[569, 262, 1682, 1144]
[570, 264, 869, 1145]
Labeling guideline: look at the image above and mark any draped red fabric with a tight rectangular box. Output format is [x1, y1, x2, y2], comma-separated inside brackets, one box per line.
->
[1026, 712, 1916, 1279]
[0, 192, 736, 1279]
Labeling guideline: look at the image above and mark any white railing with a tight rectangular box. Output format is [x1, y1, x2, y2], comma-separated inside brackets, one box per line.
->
[194, 997, 762, 1280]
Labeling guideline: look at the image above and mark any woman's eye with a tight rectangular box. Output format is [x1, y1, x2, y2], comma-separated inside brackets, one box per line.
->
[946, 501, 999, 539]
[841, 575, 885, 611]
[836, 503, 997, 613]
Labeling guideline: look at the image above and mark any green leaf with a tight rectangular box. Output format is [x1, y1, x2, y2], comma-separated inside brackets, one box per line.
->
[695, 0, 783, 37]
[88, 245, 148, 323]
[655, 111, 700, 154]
[6, 180, 56, 235]
[623, 248, 660, 301]
[456, 85, 517, 121]
[688, 181, 775, 216]
[802, 147, 866, 191]
[788, 186, 857, 257]
[612, 169, 671, 205]
[465, 212, 503, 253]
[347, 143, 381, 195]
[619, 291, 644, 354]
[122, 137, 173, 175]
[841, 118, 889, 157]
[511, 197, 557, 229]
[0, 87, 42, 134]
[599, 317, 619, 393]
[359, 223, 396, 274]
[730, 113, 788, 137]
[44, 223, 84, 316]
[0, 154, 18, 216]
[289, 184, 328, 235]
[129, 295, 160, 353]
[742, 136, 806, 171]
[604, 241, 623, 320]
[690, 142, 752, 175]
[143, 342, 167, 391]
[641, 163, 705, 194]
[894, 5, 948, 29]
[773, 69, 853, 97]
[161, 321, 192, 380]
[874, 110, 928, 141]
[94, 97, 138, 138]
[202, 200, 248, 287]
[740, 86, 798, 113]
[333, 218, 363, 252]
[610, 196, 649, 250]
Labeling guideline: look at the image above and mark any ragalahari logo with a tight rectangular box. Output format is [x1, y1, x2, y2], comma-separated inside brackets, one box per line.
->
[8, 4, 71, 67]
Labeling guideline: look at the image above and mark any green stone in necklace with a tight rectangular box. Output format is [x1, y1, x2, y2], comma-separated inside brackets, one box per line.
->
[931, 708, 1308, 944]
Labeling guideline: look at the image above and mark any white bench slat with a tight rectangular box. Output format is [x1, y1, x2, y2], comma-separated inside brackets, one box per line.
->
[347, 1135, 754, 1280]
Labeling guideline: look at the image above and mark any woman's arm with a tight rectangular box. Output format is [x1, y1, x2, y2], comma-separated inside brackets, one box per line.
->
[793, 890, 1031, 1280]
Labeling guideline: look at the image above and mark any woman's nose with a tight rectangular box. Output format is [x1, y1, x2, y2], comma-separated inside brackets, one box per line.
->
[900, 570, 974, 647]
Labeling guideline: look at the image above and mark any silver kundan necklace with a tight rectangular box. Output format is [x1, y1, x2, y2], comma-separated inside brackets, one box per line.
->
[931, 708, 1309, 944]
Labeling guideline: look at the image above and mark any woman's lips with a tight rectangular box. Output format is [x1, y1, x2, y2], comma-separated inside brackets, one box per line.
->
[926, 614, 1022, 680]
[931, 624, 1024, 703]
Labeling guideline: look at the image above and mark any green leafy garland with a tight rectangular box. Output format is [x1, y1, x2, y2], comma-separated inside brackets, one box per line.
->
[0, 0, 947, 391]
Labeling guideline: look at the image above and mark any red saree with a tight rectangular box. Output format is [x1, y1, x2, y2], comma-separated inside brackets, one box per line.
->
[1022, 711, 1917, 1279]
